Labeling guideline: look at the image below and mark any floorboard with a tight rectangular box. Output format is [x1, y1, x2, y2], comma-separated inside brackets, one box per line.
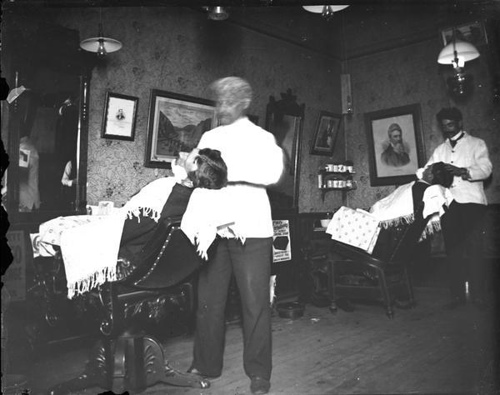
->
[3, 286, 498, 395]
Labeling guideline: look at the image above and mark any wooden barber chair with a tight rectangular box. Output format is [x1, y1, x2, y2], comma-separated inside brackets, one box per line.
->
[328, 204, 432, 319]
[48, 216, 210, 394]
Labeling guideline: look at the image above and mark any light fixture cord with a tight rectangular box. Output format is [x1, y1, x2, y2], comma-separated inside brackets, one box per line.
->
[452, 27, 459, 69]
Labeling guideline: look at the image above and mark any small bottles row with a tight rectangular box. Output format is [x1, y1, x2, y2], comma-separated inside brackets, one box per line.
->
[321, 160, 354, 173]
[318, 178, 356, 189]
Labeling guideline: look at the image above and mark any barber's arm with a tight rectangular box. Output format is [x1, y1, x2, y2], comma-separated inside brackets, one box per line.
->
[444, 140, 492, 181]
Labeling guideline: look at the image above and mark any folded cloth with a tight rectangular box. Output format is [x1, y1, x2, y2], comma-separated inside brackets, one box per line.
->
[326, 206, 381, 254]
[60, 177, 176, 299]
[181, 187, 242, 260]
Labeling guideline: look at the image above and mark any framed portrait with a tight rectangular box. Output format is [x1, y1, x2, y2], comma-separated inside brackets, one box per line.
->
[310, 111, 342, 156]
[440, 21, 488, 47]
[101, 92, 138, 141]
[365, 103, 425, 186]
[145, 89, 217, 168]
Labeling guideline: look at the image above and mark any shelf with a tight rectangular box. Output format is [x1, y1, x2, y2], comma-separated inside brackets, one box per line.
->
[322, 171, 356, 176]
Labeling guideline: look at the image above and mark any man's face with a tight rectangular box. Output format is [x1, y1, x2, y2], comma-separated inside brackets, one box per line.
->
[175, 148, 199, 173]
[389, 130, 403, 146]
[215, 96, 248, 126]
[440, 118, 462, 140]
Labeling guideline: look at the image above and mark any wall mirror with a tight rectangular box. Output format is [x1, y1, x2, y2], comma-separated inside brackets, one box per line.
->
[2, 19, 92, 223]
[265, 89, 305, 212]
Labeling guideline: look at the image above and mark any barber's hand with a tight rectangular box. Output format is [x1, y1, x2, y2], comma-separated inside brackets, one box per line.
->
[444, 164, 469, 179]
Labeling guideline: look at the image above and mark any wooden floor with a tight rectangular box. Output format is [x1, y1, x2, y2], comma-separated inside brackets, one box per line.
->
[6, 287, 499, 395]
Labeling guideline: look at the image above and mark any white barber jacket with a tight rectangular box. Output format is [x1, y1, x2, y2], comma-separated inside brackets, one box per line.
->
[416, 131, 492, 205]
[197, 116, 284, 238]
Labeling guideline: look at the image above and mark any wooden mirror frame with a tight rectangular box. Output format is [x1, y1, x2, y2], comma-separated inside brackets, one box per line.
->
[2, 21, 91, 224]
[265, 89, 305, 212]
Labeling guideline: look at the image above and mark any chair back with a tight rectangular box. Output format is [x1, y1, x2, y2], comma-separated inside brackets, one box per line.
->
[388, 203, 432, 263]
[120, 216, 203, 290]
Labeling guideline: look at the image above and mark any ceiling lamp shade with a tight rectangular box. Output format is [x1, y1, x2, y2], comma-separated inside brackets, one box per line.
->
[437, 40, 480, 68]
[80, 22, 122, 57]
[208, 6, 229, 21]
[303, 5, 349, 19]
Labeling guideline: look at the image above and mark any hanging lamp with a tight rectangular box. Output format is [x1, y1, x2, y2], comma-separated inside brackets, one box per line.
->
[80, 9, 122, 57]
[303, 5, 350, 20]
[437, 28, 480, 100]
[208, 6, 229, 21]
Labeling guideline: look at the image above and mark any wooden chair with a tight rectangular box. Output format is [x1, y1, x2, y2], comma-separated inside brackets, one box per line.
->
[48, 216, 210, 394]
[327, 204, 432, 319]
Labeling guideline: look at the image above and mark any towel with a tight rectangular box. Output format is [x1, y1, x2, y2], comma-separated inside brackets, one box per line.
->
[369, 182, 453, 239]
[61, 177, 176, 298]
[181, 188, 242, 260]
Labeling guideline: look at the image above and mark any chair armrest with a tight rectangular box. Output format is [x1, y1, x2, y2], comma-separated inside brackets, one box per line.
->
[330, 239, 386, 269]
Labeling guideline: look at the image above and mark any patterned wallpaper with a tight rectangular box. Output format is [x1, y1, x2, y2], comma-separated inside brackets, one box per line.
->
[344, 36, 500, 209]
[52, 7, 499, 213]
[54, 7, 344, 212]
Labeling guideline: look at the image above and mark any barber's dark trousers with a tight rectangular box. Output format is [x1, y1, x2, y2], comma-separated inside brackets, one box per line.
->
[440, 201, 487, 302]
[192, 237, 273, 380]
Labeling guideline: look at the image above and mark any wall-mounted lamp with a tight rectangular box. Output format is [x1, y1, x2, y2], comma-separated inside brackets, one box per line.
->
[437, 33, 480, 100]
[80, 10, 122, 57]
[208, 6, 229, 21]
[303, 5, 350, 20]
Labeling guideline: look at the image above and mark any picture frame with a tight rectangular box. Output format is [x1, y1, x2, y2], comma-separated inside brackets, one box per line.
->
[101, 92, 138, 141]
[365, 103, 425, 186]
[145, 89, 217, 168]
[310, 111, 342, 156]
[440, 21, 488, 47]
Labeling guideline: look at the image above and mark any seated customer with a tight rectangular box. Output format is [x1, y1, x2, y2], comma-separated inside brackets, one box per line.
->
[119, 148, 227, 263]
[370, 161, 453, 259]
[59, 148, 227, 299]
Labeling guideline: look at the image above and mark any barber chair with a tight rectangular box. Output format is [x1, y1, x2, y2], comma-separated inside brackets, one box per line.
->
[48, 216, 210, 394]
[327, 204, 431, 319]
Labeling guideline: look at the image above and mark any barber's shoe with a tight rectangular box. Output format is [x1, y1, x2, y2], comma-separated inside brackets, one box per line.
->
[250, 376, 271, 395]
[187, 367, 221, 381]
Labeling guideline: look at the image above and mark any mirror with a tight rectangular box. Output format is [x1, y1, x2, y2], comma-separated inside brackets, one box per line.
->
[2, 20, 91, 221]
[265, 89, 305, 211]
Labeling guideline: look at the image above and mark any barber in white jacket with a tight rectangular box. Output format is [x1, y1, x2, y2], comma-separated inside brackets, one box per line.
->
[417, 107, 492, 310]
[188, 77, 283, 395]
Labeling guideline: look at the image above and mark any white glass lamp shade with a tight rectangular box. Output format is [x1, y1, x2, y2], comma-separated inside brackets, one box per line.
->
[437, 40, 480, 68]
[80, 37, 122, 54]
[303, 5, 350, 13]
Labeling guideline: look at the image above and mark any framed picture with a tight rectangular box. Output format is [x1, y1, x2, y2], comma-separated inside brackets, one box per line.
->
[101, 92, 138, 141]
[145, 89, 217, 168]
[310, 111, 342, 156]
[365, 103, 425, 186]
[440, 21, 488, 47]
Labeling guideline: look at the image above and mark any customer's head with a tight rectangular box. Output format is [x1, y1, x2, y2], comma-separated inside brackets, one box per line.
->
[210, 76, 252, 126]
[422, 162, 453, 188]
[179, 148, 227, 189]
[436, 107, 463, 140]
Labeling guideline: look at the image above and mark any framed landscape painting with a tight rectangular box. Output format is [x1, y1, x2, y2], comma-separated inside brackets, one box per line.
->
[145, 89, 217, 168]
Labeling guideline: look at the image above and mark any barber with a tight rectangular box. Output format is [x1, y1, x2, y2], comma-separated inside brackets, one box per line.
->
[188, 77, 283, 395]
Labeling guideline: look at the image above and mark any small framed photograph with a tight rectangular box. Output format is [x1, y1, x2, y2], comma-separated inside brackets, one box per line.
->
[310, 111, 342, 156]
[101, 92, 138, 141]
[145, 89, 217, 168]
[365, 103, 425, 186]
[440, 21, 488, 47]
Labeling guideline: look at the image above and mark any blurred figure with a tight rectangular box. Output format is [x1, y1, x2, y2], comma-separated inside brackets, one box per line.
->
[188, 77, 283, 395]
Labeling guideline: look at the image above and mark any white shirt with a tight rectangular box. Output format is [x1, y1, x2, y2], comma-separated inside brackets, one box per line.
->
[197, 117, 284, 238]
[416, 131, 492, 205]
